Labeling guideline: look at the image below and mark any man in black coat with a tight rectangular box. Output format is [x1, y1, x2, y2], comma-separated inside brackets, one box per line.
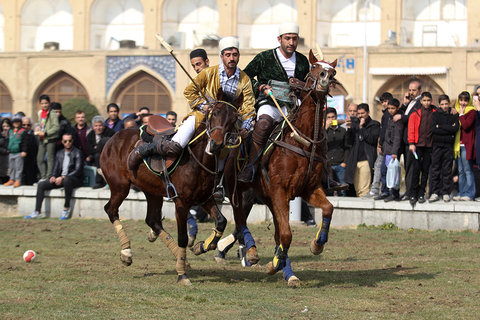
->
[394, 78, 422, 200]
[325, 107, 350, 196]
[429, 95, 459, 202]
[51, 103, 73, 152]
[21, 117, 39, 185]
[86, 115, 115, 188]
[24, 133, 84, 220]
[345, 103, 380, 197]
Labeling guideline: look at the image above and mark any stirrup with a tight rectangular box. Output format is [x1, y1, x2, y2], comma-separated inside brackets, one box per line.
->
[165, 182, 178, 200]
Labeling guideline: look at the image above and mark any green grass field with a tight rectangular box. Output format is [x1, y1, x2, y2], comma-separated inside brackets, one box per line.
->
[1, 217, 479, 319]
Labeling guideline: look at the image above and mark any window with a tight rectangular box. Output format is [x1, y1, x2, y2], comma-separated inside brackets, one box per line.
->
[114, 72, 172, 115]
[36, 72, 89, 109]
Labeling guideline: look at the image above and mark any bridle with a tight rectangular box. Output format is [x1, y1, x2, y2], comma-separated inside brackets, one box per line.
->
[205, 100, 242, 150]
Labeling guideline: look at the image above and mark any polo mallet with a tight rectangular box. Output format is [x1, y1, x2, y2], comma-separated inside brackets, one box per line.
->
[267, 90, 311, 147]
[155, 34, 209, 104]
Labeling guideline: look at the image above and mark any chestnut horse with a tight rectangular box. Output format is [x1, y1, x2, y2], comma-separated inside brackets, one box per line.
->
[100, 100, 239, 285]
[223, 50, 337, 286]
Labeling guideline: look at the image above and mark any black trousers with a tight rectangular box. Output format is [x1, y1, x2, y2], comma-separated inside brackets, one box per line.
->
[35, 175, 83, 211]
[406, 146, 432, 198]
[429, 145, 454, 196]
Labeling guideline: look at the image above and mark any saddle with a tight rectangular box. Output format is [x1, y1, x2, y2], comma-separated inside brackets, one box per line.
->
[137, 115, 178, 173]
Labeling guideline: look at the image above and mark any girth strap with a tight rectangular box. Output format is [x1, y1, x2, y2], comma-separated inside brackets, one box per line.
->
[274, 140, 324, 163]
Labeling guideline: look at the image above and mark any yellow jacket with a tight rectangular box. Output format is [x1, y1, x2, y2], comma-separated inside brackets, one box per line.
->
[183, 65, 256, 127]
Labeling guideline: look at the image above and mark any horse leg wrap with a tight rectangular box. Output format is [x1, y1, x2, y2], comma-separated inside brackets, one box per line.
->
[187, 216, 198, 236]
[176, 247, 187, 276]
[241, 225, 255, 250]
[282, 258, 295, 282]
[202, 228, 223, 251]
[113, 220, 131, 250]
[217, 233, 236, 252]
[315, 217, 331, 246]
[268, 245, 288, 275]
[158, 229, 181, 259]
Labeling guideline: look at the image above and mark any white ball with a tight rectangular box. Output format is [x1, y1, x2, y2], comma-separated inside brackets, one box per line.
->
[23, 250, 37, 263]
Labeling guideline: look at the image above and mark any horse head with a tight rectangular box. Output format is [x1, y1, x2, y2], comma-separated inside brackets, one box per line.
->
[307, 49, 337, 98]
[205, 93, 241, 154]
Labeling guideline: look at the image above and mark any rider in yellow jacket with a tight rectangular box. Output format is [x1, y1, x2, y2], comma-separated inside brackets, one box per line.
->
[128, 36, 256, 170]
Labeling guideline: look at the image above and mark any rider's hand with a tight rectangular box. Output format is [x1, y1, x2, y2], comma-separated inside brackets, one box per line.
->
[259, 84, 272, 95]
[240, 128, 249, 139]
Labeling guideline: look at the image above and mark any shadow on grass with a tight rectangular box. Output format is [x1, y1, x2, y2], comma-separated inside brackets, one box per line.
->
[134, 264, 437, 288]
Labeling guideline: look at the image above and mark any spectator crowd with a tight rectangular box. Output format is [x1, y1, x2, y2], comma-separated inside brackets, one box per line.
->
[0, 94, 166, 219]
[327, 78, 480, 204]
[4, 78, 480, 220]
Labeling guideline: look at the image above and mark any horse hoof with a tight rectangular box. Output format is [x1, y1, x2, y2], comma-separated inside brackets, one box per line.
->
[177, 274, 192, 286]
[266, 261, 277, 275]
[191, 241, 206, 255]
[287, 275, 301, 287]
[246, 247, 260, 265]
[187, 234, 196, 248]
[147, 229, 159, 243]
[310, 239, 324, 255]
[214, 256, 226, 265]
[120, 248, 132, 266]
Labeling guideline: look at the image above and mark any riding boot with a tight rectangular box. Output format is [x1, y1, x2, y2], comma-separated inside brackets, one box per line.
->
[213, 171, 225, 203]
[155, 139, 183, 157]
[127, 140, 183, 171]
[127, 140, 159, 170]
[237, 115, 274, 183]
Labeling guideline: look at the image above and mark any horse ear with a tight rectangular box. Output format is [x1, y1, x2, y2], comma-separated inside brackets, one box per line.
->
[309, 50, 318, 65]
[330, 59, 337, 68]
[234, 93, 244, 107]
[217, 88, 223, 101]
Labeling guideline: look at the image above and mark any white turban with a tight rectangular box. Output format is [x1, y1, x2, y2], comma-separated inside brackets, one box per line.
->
[219, 36, 239, 53]
[278, 22, 299, 36]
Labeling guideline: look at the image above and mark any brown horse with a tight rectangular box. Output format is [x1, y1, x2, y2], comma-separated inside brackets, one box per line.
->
[223, 50, 337, 286]
[100, 100, 239, 285]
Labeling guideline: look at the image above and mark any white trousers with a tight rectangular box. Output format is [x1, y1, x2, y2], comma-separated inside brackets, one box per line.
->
[171, 114, 226, 171]
[257, 103, 288, 122]
[172, 115, 196, 148]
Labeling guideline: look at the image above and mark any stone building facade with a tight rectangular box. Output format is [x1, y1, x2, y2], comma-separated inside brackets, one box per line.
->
[0, 0, 479, 121]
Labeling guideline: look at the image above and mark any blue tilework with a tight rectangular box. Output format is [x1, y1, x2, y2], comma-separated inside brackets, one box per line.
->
[106, 56, 176, 93]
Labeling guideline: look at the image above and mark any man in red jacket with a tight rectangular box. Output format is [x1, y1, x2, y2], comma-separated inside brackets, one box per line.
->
[407, 92, 437, 205]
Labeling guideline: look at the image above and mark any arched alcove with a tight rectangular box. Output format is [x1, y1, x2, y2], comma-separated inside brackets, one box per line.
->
[162, 0, 219, 49]
[316, 0, 381, 47]
[111, 71, 172, 115]
[90, 0, 144, 50]
[374, 75, 445, 112]
[0, 80, 13, 116]
[20, 0, 73, 51]
[35, 71, 89, 110]
[237, 0, 297, 49]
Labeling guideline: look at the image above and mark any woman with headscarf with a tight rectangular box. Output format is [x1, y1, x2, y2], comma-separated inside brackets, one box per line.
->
[452, 91, 476, 201]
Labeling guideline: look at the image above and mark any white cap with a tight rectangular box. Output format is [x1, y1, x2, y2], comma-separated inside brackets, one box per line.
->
[278, 22, 299, 36]
[219, 36, 239, 53]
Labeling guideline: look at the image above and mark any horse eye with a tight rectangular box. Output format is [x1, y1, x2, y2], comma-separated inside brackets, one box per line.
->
[212, 111, 218, 117]
[312, 64, 317, 69]
[320, 72, 325, 77]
